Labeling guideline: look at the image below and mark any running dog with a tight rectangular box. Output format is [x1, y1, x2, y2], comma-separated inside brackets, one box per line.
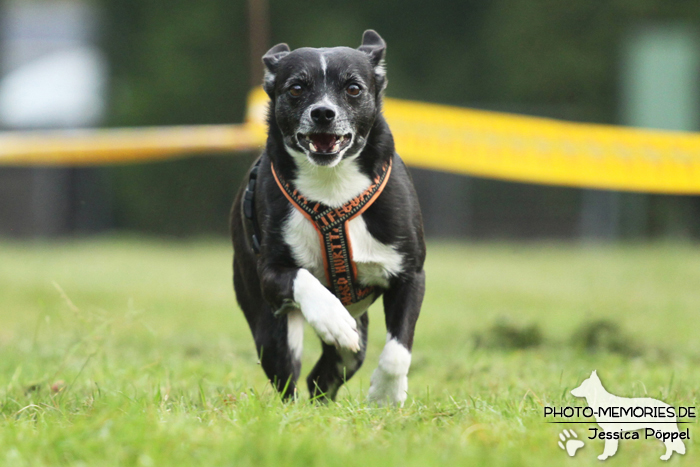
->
[230, 30, 425, 406]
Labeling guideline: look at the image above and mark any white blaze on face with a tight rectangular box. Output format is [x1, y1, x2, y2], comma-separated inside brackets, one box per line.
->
[368, 334, 412, 407]
[320, 52, 328, 78]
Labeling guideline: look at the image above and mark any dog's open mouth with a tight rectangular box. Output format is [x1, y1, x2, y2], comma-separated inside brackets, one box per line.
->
[297, 133, 352, 155]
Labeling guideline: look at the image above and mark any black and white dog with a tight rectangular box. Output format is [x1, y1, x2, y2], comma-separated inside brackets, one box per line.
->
[231, 30, 425, 406]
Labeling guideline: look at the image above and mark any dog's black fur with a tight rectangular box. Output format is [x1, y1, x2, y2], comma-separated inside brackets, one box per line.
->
[231, 31, 425, 402]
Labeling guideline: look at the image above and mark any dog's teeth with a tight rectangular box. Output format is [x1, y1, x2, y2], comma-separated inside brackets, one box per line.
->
[310, 142, 318, 152]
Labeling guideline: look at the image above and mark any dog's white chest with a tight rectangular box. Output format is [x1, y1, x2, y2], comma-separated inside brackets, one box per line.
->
[282, 207, 403, 292]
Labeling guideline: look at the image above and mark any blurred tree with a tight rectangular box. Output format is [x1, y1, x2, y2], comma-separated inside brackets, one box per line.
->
[103, 0, 249, 126]
[100, 0, 253, 235]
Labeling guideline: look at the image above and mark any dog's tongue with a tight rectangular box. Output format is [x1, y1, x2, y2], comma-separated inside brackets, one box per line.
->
[309, 134, 337, 153]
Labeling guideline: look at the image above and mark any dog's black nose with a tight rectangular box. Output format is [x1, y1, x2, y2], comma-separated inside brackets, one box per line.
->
[311, 106, 336, 124]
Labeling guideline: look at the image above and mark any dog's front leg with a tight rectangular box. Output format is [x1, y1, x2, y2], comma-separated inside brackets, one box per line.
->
[260, 266, 361, 352]
[368, 270, 425, 407]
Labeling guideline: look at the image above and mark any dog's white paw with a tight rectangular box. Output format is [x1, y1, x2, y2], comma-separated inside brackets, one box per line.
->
[293, 269, 360, 352]
[368, 369, 407, 407]
[306, 297, 360, 352]
[367, 337, 411, 407]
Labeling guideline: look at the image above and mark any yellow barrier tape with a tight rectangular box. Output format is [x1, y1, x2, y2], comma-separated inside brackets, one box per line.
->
[245, 87, 700, 195]
[1, 86, 699, 194]
[0, 124, 261, 166]
[384, 99, 700, 195]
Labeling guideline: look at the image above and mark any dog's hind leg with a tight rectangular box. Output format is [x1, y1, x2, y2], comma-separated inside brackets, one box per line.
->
[307, 312, 368, 402]
[234, 259, 301, 399]
[251, 304, 303, 399]
[368, 270, 425, 407]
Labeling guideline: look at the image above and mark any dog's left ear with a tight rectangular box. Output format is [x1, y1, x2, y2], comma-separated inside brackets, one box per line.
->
[358, 30, 386, 67]
[358, 30, 387, 93]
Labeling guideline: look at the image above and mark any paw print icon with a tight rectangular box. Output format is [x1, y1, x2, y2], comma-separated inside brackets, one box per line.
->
[558, 429, 584, 456]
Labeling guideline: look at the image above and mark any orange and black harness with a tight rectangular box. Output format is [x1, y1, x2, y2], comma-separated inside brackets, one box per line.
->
[270, 160, 392, 306]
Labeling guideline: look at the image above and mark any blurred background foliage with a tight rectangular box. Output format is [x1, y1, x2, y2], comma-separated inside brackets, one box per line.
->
[77, 1, 700, 235]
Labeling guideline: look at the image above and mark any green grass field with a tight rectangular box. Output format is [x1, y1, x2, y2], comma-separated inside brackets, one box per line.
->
[1, 238, 698, 466]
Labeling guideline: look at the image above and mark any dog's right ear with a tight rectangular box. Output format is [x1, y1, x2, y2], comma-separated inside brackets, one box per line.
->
[262, 43, 290, 96]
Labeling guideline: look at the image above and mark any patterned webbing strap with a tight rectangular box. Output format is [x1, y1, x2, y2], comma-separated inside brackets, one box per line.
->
[271, 160, 392, 306]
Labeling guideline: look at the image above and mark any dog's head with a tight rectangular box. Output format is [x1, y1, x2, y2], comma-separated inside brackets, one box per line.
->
[262, 30, 387, 168]
[571, 370, 601, 398]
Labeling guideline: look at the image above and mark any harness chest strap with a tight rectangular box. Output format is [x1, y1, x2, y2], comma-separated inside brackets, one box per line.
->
[271, 159, 392, 306]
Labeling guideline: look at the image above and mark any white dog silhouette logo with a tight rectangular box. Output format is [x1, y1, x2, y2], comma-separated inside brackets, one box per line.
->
[570, 370, 686, 461]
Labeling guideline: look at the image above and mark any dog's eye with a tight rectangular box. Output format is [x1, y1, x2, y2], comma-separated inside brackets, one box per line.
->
[346, 84, 361, 97]
[288, 85, 303, 97]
